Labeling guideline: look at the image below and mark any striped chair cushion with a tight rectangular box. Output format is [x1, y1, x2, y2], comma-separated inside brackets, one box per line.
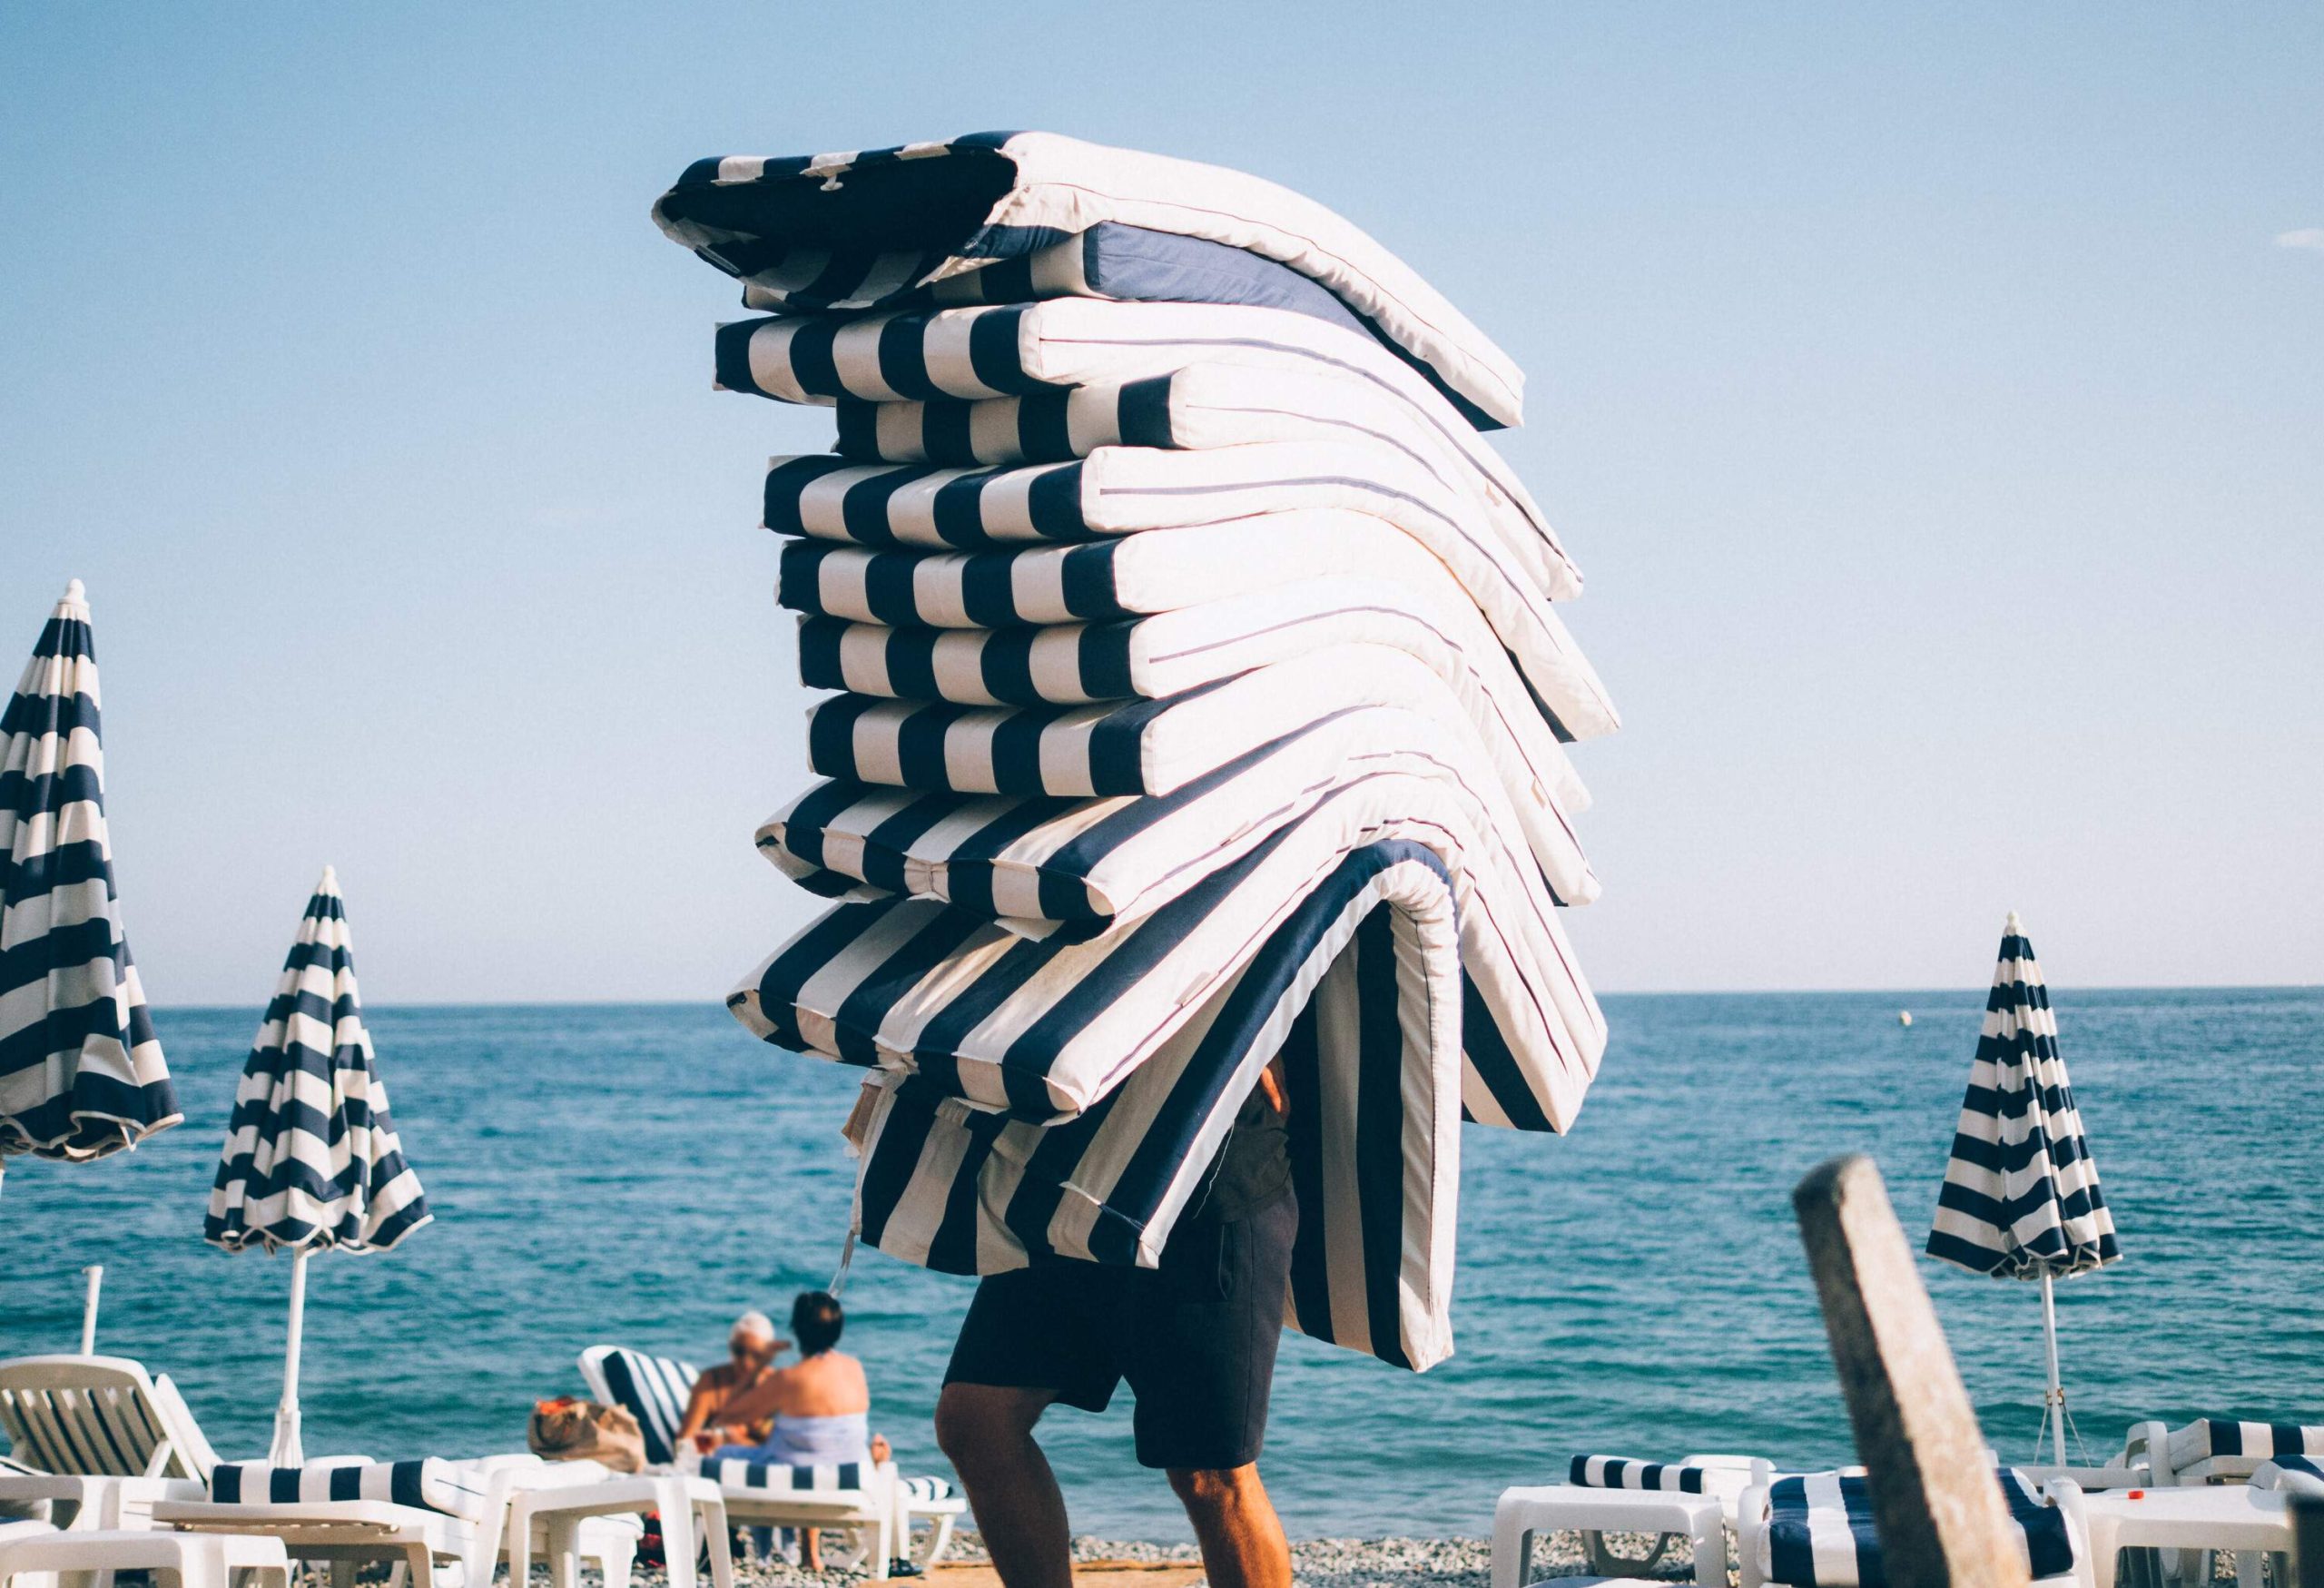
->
[208, 1459, 487, 1521]
[764, 699, 1596, 923]
[827, 362, 1570, 600]
[777, 532, 1613, 748]
[849, 840, 1466, 1371]
[709, 299, 1536, 566]
[1761, 1469, 2073, 1587]
[704, 1456, 868, 1494]
[760, 445, 1600, 737]
[732, 778, 1604, 1138]
[820, 222, 1368, 337]
[1568, 1455, 1708, 1493]
[2171, 1419, 2324, 1469]
[774, 422, 1570, 608]
[803, 644, 1569, 803]
[789, 574, 1588, 805]
[2277, 1455, 2324, 1479]
[592, 1348, 700, 1467]
[650, 132, 1523, 429]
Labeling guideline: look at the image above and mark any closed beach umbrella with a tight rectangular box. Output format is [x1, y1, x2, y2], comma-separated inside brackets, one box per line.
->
[1, 580, 179, 1188]
[1926, 912, 2120, 1463]
[205, 867, 428, 1464]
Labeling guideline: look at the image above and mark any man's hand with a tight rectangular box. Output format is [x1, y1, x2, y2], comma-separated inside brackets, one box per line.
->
[1256, 1060, 1287, 1115]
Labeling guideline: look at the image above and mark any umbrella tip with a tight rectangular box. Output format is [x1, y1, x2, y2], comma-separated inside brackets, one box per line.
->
[319, 864, 339, 890]
[64, 578, 85, 605]
[2004, 910, 2024, 933]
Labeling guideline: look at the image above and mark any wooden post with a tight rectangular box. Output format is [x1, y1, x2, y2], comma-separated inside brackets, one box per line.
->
[1792, 1154, 2031, 1588]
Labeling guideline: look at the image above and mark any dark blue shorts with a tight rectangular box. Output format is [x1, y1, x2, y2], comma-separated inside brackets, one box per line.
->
[943, 1187, 1296, 1472]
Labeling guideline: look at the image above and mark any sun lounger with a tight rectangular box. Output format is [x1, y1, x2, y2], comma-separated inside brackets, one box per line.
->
[577, 1345, 963, 1571]
[1735, 1468, 2088, 1588]
[153, 1455, 639, 1588]
[2121, 1421, 2324, 1486]
[0, 1523, 289, 1588]
[1492, 1454, 1772, 1586]
[0, 1356, 225, 1536]
[2256, 1459, 2324, 1500]
[2053, 1481, 2299, 1588]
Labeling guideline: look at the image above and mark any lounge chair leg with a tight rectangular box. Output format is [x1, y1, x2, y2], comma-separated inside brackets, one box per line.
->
[547, 1520, 579, 1588]
[405, 1545, 435, 1588]
[918, 1513, 956, 1571]
[335, 1562, 359, 1588]
[654, 1481, 695, 1588]
[601, 1531, 635, 1588]
[698, 1498, 734, 1588]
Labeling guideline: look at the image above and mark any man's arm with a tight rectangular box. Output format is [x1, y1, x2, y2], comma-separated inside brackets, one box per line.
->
[716, 1363, 799, 1429]
[674, 1365, 728, 1441]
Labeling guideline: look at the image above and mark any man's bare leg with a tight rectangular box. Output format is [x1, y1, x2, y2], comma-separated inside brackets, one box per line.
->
[935, 1383, 1072, 1588]
[1168, 1465, 1292, 1588]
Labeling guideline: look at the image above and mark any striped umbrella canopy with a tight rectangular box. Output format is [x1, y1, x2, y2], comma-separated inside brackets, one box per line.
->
[1, 580, 180, 1187]
[1926, 912, 2120, 1462]
[205, 867, 428, 1462]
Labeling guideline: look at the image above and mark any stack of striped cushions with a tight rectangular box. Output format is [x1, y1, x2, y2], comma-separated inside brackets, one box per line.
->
[655, 132, 1618, 1372]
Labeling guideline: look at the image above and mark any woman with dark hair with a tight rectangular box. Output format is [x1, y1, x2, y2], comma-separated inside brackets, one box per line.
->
[696, 1291, 891, 1569]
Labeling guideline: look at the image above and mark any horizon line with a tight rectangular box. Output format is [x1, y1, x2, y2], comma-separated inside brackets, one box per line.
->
[141, 981, 2323, 1014]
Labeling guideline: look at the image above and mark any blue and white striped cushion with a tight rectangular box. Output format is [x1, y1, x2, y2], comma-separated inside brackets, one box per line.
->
[823, 361, 1571, 602]
[704, 1456, 867, 1494]
[897, 1475, 956, 1504]
[208, 1459, 487, 1521]
[733, 777, 1603, 1139]
[847, 842, 1466, 1372]
[2171, 1419, 2324, 1469]
[764, 701, 1597, 926]
[649, 132, 1525, 429]
[593, 1348, 700, 1467]
[1762, 1469, 2073, 1587]
[1568, 1455, 1707, 1493]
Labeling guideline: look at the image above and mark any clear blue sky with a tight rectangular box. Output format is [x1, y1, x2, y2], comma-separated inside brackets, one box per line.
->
[4, 4, 2317, 1002]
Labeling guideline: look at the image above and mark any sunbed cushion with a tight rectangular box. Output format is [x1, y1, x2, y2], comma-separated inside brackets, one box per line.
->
[1761, 1468, 2073, 1587]
[804, 646, 1541, 801]
[652, 132, 1523, 429]
[733, 783, 1605, 1136]
[207, 1459, 488, 1521]
[1567, 1455, 1708, 1493]
[704, 1456, 868, 1494]
[778, 221, 1369, 334]
[846, 841, 1465, 1371]
[714, 299, 1546, 580]
[590, 1348, 700, 1467]
[790, 573, 1590, 813]
[765, 698, 1597, 920]
[898, 1475, 957, 1504]
[825, 362, 1570, 600]
[2170, 1419, 2324, 1470]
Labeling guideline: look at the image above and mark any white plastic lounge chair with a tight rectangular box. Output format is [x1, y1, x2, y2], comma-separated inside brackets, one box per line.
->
[0, 1523, 289, 1588]
[2255, 1458, 2324, 1499]
[1492, 1454, 1771, 1587]
[2120, 1420, 2324, 1486]
[0, 1356, 222, 1533]
[1735, 1467, 2090, 1588]
[504, 1471, 733, 1588]
[2054, 1479, 2299, 1588]
[152, 1455, 639, 1588]
[577, 1344, 963, 1571]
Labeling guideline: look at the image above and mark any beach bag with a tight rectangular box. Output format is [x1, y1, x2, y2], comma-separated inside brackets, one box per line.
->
[528, 1396, 646, 1472]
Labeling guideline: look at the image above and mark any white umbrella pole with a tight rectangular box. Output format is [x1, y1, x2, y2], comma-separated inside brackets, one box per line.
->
[80, 1266, 103, 1355]
[2040, 1270, 2066, 1466]
[271, 1247, 310, 1465]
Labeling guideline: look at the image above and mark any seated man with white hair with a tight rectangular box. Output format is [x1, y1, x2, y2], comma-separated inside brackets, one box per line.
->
[674, 1311, 783, 1450]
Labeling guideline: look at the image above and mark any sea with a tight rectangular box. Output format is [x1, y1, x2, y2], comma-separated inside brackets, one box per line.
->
[5, 988, 2319, 1540]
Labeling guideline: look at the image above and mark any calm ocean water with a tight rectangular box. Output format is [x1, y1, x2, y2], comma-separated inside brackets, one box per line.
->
[5, 989, 2319, 1539]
